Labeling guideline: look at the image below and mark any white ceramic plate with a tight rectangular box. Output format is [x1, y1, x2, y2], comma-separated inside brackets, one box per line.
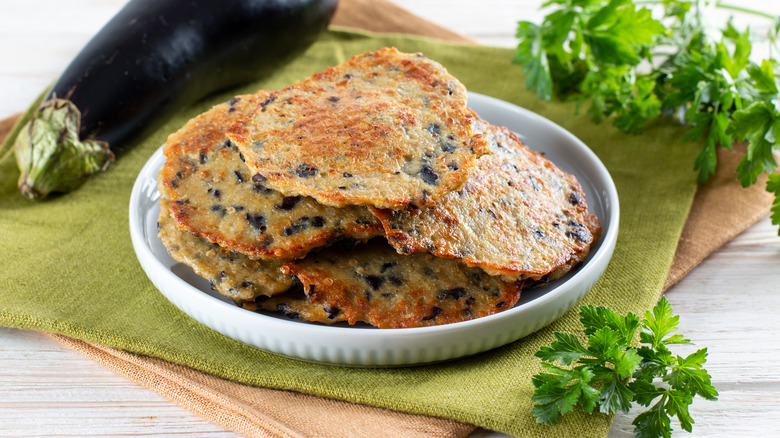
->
[129, 92, 619, 367]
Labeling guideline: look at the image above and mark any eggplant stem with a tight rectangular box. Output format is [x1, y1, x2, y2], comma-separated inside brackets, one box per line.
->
[14, 98, 114, 199]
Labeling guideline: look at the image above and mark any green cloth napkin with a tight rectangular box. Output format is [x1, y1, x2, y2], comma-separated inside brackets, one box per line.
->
[0, 29, 698, 437]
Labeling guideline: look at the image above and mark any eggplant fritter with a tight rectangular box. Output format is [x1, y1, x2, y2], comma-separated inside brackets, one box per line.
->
[161, 92, 382, 260]
[226, 47, 487, 209]
[279, 239, 523, 328]
[371, 120, 601, 281]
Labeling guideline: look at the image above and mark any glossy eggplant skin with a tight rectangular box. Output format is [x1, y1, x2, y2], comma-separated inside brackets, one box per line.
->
[50, 0, 338, 149]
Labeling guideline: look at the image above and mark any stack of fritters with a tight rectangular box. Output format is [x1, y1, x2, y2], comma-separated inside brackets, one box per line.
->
[158, 48, 600, 329]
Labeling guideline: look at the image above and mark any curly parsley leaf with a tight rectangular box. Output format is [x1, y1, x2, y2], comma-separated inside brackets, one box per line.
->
[730, 101, 780, 187]
[515, 0, 780, 236]
[531, 363, 599, 422]
[769, 174, 780, 235]
[514, 21, 553, 101]
[531, 297, 717, 437]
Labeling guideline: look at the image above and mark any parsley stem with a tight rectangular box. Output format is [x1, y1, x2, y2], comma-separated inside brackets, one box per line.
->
[633, 0, 776, 21]
[714, 3, 777, 21]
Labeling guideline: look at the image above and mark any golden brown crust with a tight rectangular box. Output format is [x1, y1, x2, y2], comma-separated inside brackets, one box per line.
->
[279, 239, 522, 328]
[371, 120, 601, 281]
[161, 92, 383, 260]
[226, 47, 487, 209]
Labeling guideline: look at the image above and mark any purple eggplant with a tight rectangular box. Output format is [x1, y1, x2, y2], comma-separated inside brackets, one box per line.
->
[13, 0, 338, 199]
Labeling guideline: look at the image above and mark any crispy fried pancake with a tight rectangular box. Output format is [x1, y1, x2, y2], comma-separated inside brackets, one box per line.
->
[279, 239, 522, 328]
[161, 92, 382, 260]
[371, 120, 601, 281]
[157, 196, 295, 304]
[226, 47, 487, 209]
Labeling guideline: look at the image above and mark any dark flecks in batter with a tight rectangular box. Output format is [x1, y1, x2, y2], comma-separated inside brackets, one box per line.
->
[529, 175, 541, 191]
[277, 304, 300, 320]
[251, 173, 267, 183]
[437, 287, 467, 300]
[276, 195, 302, 211]
[324, 305, 341, 319]
[427, 123, 441, 136]
[245, 213, 267, 231]
[569, 192, 582, 205]
[234, 170, 245, 184]
[199, 150, 208, 164]
[284, 216, 314, 236]
[380, 261, 398, 273]
[342, 172, 353, 178]
[466, 272, 482, 286]
[418, 165, 439, 185]
[354, 218, 376, 226]
[260, 95, 276, 110]
[327, 96, 340, 102]
[295, 163, 318, 178]
[422, 307, 442, 321]
[440, 142, 457, 153]
[311, 216, 325, 228]
[387, 275, 404, 286]
[221, 139, 235, 150]
[566, 228, 591, 243]
[253, 183, 274, 194]
[363, 274, 386, 291]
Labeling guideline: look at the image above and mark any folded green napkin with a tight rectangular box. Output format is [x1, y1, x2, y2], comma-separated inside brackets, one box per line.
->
[0, 29, 698, 437]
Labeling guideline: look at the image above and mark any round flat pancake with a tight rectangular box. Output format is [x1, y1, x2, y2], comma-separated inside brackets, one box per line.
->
[279, 239, 523, 328]
[226, 47, 487, 209]
[370, 120, 601, 281]
[157, 196, 295, 304]
[161, 92, 383, 260]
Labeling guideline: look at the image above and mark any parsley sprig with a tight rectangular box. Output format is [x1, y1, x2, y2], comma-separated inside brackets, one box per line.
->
[514, 0, 780, 235]
[531, 297, 718, 437]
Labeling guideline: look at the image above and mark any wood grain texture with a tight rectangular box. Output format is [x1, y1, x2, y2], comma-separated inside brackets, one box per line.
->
[0, 1, 778, 437]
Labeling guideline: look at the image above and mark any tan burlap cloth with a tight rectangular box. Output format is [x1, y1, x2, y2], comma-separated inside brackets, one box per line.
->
[0, 0, 772, 436]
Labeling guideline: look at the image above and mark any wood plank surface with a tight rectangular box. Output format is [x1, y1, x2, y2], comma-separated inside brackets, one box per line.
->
[1, 1, 778, 437]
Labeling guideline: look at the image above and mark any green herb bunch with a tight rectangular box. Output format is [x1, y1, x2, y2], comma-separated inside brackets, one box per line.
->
[514, 0, 780, 235]
[531, 297, 718, 437]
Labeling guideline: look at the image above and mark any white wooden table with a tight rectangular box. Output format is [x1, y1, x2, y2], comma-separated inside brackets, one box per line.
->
[1, 1, 778, 436]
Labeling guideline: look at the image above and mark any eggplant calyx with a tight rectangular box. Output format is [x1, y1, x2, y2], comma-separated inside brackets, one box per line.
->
[14, 98, 114, 199]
